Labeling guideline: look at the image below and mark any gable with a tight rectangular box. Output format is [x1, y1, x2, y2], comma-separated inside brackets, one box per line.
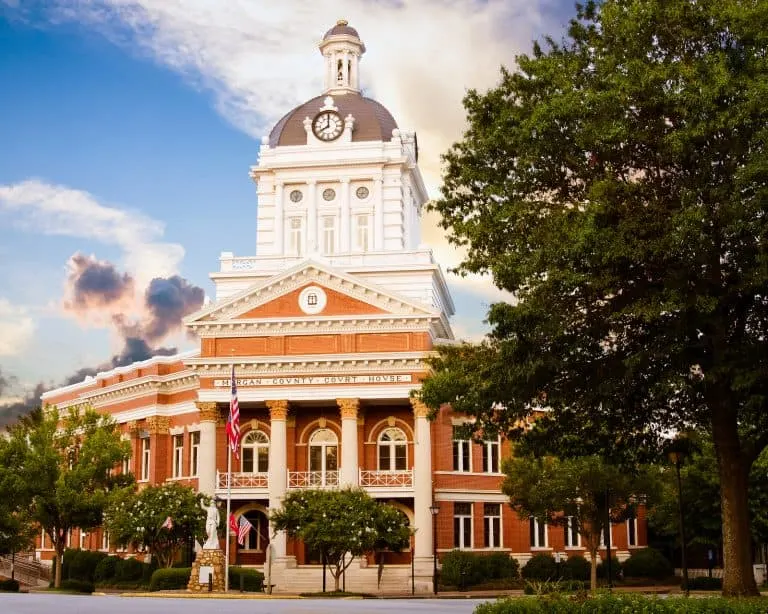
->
[236, 283, 387, 319]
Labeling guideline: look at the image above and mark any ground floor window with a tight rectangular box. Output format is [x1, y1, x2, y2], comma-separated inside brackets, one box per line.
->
[454, 502, 472, 549]
[483, 503, 501, 548]
[530, 517, 547, 548]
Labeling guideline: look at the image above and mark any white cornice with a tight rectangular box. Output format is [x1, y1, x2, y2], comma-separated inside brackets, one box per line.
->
[197, 383, 417, 402]
[49, 373, 198, 409]
[186, 350, 427, 370]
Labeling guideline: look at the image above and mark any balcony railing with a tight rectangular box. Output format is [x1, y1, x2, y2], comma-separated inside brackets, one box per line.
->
[359, 470, 413, 488]
[288, 470, 339, 488]
[217, 471, 269, 489]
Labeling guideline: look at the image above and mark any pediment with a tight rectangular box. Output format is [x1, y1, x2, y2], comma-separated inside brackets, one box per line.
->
[185, 260, 438, 325]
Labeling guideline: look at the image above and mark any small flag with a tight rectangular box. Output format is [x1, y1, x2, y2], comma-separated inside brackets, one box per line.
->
[161, 516, 173, 530]
[225, 365, 241, 460]
[237, 516, 253, 546]
[228, 513, 238, 536]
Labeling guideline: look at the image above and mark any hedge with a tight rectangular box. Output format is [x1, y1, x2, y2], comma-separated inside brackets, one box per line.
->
[93, 555, 119, 583]
[687, 576, 723, 591]
[441, 551, 520, 588]
[522, 554, 559, 581]
[228, 566, 264, 592]
[560, 556, 591, 581]
[596, 556, 621, 582]
[0, 578, 20, 592]
[150, 567, 191, 591]
[59, 579, 95, 593]
[475, 594, 768, 613]
[622, 548, 673, 580]
[114, 557, 146, 582]
[65, 549, 108, 582]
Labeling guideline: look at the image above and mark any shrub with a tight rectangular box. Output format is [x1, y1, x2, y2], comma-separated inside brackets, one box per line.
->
[228, 566, 264, 592]
[687, 576, 723, 591]
[622, 548, 674, 580]
[59, 579, 94, 593]
[559, 555, 591, 581]
[149, 567, 191, 591]
[440, 551, 485, 588]
[142, 557, 159, 584]
[94, 555, 118, 583]
[69, 550, 108, 582]
[475, 594, 768, 613]
[596, 555, 621, 581]
[484, 552, 520, 580]
[521, 553, 559, 581]
[0, 578, 20, 592]
[114, 557, 145, 582]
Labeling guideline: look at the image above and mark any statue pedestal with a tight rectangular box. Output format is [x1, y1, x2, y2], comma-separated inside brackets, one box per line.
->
[187, 548, 226, 592]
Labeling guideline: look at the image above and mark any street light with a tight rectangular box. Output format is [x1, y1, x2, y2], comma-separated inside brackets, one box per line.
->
[667, 439, 690, 596]
[429, 503, 440, 595]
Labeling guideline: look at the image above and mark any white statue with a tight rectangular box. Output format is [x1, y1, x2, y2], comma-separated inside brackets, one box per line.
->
[203, 500, 220, 550]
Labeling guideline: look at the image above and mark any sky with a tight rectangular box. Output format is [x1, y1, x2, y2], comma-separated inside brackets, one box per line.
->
[0, 0, 576, 420]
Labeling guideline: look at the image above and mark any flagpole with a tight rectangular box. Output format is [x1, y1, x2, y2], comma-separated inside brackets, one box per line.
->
[225, 441, 232, 591]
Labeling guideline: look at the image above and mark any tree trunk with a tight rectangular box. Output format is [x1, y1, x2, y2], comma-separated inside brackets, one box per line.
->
[712, 409, 759, 597]
[589, 550, 598, 592]
[333, 566, 341, 592]
[55, 544, 63, 588]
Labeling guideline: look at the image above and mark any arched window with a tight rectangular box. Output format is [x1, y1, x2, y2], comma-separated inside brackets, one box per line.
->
[241, 510, 268, 551]
[378, 427, 407, 471]
[241, 430, 269, 473]
[309, 428, 338, 476]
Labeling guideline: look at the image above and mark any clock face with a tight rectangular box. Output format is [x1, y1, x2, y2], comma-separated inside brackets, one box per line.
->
[312, 111, 343, 141]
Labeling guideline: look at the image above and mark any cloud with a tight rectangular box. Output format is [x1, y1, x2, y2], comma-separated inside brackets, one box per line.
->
[0, 179, 184, 284]
[64, 252, 136, 316]
[0, 298, 36, 356]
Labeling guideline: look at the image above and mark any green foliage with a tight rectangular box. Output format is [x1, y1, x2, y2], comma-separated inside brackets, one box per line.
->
[621, 548, 673, 580]
[560, 556, 591, 581]
[65, 549, 108, 582]
[149, 567, 191, 591]
[93, 555, 118, 583]
[420, 0, 768, 597]
[59, 579, 94, 593]
[0, 578, 20, 592]
[475, 594, 768, 614]
[104, 482, 207, 568]
[4, 406, 132, 587]
[688, 576, 723, 591]
[228, 566, 264, 592]
[270, 487, 411, 591]
[522, 579, 586, 595]
[114, 557, 145, 582]
[596, 556, 620, 582]
[521, 554, 559, 581]
[440, 550, 519, 588]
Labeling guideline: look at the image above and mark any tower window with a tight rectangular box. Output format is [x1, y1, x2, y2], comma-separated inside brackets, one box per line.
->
[322, 216, 336, 255]
[289, 217, 304, 255]
[355, 215, 370, 252]
[337, 59, 344, 84]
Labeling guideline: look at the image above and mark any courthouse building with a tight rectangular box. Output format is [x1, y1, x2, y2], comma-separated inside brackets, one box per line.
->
[39, 21, 646, 592]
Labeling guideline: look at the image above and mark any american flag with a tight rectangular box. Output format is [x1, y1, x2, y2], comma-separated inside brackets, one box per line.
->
[225, 364, 240, 459]
[237, 515, 253, 546]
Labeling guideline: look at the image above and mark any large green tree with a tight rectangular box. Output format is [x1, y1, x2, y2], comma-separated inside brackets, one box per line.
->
[0, 430, 36, 556]
[502, 453, 655, 590]
[8, 406, 131, 587]
[104, 482, 207, 568]
[270, 488, 411, 592]
[419, 0, 768, 596]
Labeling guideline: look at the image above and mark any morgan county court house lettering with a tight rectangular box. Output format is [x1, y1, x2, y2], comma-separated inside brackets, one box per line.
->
[37, 20, 648, 594]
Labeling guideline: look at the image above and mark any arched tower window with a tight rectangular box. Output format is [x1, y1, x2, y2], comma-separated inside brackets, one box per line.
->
[378, 427, 407, 471]
[241, 430, 269, 473]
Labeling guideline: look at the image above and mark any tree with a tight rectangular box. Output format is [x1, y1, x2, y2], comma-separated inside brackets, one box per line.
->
[270, 488, 411, 592]
[8, 406, 131, 587]
[502, 453, 655, 590]
[0, 433, 36, 557]
[104, 482, 207, 568]
[420, 0, 768, 596]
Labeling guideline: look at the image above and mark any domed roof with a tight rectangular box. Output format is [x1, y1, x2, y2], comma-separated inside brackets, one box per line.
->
[323, 19, 360, 40]
[268, 93, 398, 147]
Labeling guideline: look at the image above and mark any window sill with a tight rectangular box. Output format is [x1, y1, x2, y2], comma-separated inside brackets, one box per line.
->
[530, 547, 552, 552]
[564, 547, 585, 551]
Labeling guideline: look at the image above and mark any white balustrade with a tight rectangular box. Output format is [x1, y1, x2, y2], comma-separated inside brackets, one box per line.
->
[216, 471, 269, 489]
[288, 470, 339, 488]
[359, 469, 413, 488]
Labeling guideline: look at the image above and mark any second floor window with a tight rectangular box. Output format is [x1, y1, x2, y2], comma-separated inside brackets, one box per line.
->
[530, 517, 548, 548]
[140, 437, 151, 481]
[172, 434, 184, 478]
[564, 516, 581, 548]
[627, 517, 637, 547]
[190, 431, 200, 477]
[452, 426, 471, 472]
[482, 437, 500, 473]
[242, 430, 269, 473]
[378, 427, 407, 471]
[454, 502, 472, 549]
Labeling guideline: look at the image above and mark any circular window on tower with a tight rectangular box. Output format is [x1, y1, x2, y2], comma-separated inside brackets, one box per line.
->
[298, 286, 327, 315]
[289, 189, 303, 203]
[322, 188, 336, 202]
[356, 186, 370, 200]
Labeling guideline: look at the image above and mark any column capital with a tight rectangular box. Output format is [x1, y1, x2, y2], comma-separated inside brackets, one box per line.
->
[146, 415, 170, 435]
[337, 398, 360, 420]
[126, 420, 139, 435]
[196, 401, 219, 423]
[410, 398, 430, 419]
[267, 400, 289, 421]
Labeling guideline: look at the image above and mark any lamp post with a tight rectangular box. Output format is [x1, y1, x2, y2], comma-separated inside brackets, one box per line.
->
[668, 446, 689, 595]
[430, 503, 440, 595]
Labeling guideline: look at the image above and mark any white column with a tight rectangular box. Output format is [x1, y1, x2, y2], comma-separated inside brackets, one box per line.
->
[307, 180, 317, 255]
[267, 400, 289, 559]
[195, 402, 218, 497]
[274, 181, 284, 255]
[411, 399, 433, 559]
[340, 178, 351, 252]
[373, 177, 384, 250]
[338, 399, 359, 486]
[342, 51, 350, 87]
[350, 54, 359, 90]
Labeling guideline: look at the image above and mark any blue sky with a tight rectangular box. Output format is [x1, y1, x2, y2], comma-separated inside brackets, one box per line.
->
[0, 0, 575, 409]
